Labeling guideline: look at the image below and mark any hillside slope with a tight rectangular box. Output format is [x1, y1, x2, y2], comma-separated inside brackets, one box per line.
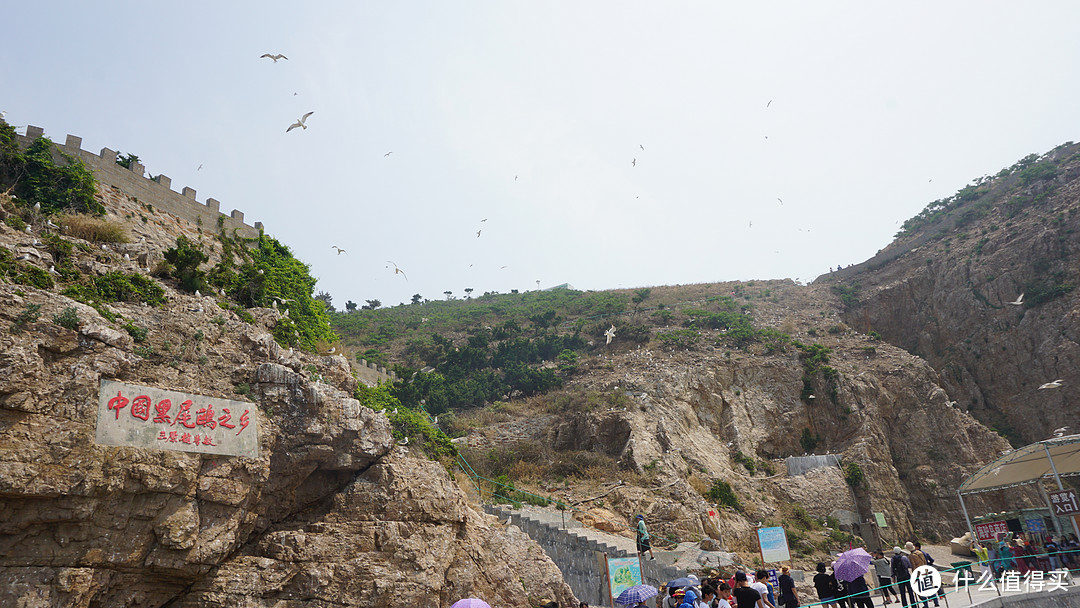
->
[0, 186, 575, 607]
[826, 142, 1080, 446]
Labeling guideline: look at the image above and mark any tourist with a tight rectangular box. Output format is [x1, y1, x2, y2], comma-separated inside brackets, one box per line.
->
[912, 542, 939, 608]
[890, 547, 915, 608]
[844, 572, 874, 608]
[751, 570, 777, 608]
[872, 551, 898, 605]
[733, 572, 770, 608]
[971, 542, 989, 574]
[833, 566, 848, 608]
[814, 563, 838, 608]
[699, 585, 719, 608]
[778, 566, 799, 608]
[718, 582, 734, 608]
[636, 514, 656, 561]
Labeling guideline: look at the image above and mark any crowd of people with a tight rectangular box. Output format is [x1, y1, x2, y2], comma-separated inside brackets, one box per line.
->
[625, 532, 1080, 608]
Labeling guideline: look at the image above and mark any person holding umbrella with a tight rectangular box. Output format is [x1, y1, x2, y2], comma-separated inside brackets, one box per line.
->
[616, 583, 659, 607]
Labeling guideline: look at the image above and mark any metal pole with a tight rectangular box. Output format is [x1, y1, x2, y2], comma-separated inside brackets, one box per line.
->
[957, 491, 974, 539]
[1043, 443, 1080, 540]
[1037, 482, 1063, 537]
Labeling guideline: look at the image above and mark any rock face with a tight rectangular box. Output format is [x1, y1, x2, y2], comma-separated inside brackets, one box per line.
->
[830, 142, 1080, 446]
[0, 189, 575, 607]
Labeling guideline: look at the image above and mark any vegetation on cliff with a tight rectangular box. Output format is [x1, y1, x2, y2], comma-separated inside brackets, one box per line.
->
[0, 118, 103, 216]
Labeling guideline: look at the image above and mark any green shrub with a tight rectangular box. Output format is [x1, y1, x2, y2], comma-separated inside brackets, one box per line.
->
[0, 131, 103, 216]
[123, 321, 148, 343]
[800, 427, 819, 453]
[52, 306, 79, 330]
[844, 462, 865, 487]
[706, 479, 741, 511]
[11, 303, 42, 333]
[62, 271, 165, 306]
[163, 236, 208, 293]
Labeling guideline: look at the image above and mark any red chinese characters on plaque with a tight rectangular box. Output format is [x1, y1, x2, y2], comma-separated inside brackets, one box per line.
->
[95, 379, 259, 458]
[974, 520, 1009, 542]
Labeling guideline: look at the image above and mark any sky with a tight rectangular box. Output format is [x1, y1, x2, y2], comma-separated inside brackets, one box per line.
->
[3, 2, 1079, 308]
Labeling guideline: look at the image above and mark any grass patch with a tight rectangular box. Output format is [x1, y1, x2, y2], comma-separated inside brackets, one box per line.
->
[59, 213, 130, 242]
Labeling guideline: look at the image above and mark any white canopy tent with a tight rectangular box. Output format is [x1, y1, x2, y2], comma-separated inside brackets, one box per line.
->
[957, 435, 1080, 539]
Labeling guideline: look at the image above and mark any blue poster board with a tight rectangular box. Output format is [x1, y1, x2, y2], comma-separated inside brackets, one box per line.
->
[757, 527, 791, 563]
[608, 556, 643, 604]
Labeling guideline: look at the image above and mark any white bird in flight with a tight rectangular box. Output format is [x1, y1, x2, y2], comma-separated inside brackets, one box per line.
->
[1007, 293, 1024, 306]
[384, 151, 393, 157]
[386, 261, 408, 281]
[331, 246, 347, 255]
[604, 325, 616, 345]
[631, 158, 636, 167]
[260, 53, 288, 62]
[286, 112, 314, 133]
[1052, 426, 1069, 437]
[1038, 379, 1063, 390]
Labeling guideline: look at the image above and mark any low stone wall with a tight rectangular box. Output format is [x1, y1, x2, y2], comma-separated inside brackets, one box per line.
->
[485, 505, 682, 606]
[16, 126, 261, 239]
[355, 358, 396, 385]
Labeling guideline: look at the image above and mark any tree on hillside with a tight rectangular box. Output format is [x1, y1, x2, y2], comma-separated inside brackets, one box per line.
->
[411, 294, 423, 305]
[116, 152, 140, 169]
[363, 299, 381, 310]
[443, 290, 453, 300]
[464, 287, 474, 299]
[345, 300, 357, 312]
[315, 291, 334, 313]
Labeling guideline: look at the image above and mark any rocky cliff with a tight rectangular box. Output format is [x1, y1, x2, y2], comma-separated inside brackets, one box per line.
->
[0, 189, 575, 607]
[827, 142, 1080, 447]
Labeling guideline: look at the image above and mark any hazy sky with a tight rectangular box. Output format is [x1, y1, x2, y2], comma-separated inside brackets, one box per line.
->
[4, 2, 1079, 307]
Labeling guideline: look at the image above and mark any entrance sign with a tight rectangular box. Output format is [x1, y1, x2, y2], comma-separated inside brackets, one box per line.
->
[1049, 489, 1079, 516]
[96, 379, 259, 458]
[757, 526, 791, 563]
[606, 556, 643, 604]
[975, 520, 1008, 542]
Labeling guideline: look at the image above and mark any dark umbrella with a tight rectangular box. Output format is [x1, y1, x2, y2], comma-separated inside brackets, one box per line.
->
[834, 547, 873, 582]
[616, 584, 659, 606]
[667, 577, 695, 588]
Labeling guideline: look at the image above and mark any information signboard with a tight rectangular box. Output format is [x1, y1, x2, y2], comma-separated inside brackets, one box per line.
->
[757, 526, 791, 563]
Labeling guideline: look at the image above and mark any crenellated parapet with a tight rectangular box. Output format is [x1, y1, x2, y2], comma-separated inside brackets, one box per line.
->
[16, 126, 262, 239]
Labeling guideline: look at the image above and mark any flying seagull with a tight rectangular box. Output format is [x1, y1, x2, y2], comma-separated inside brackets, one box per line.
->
[476, 230, 481, 238]
[1038, 380, 1063, 390]
[197, 164, 203, 171]
[1007, 293, 1024, 306]
[384, 151, 392, 157]
[604, 325, 616, 345]
[777, 197, 783, 205]
[767, 99, 773, 108]
[1052, 426, 1069, 437]
[639, 144, 645, 150]
[631, 158, 636, 167]
[260, 53, 288, 62]
[331, 246, 347, 255]
[386, 261, 408, 281]
[286, 111, 314, 132]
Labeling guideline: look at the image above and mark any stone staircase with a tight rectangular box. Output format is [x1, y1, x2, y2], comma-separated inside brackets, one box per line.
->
[485, 504, 687, 604]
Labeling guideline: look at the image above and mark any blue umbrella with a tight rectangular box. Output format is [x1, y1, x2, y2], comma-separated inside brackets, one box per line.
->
[667, 577, 695, 588]
[616, 584, 659, 606]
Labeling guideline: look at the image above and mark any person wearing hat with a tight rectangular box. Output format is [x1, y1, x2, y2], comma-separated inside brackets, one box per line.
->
[635, 514, 655, 560]
[890, 546, 915, 608]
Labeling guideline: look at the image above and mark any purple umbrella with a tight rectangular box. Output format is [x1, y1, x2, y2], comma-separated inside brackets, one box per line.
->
[451, 600, 492, 608]
[616, 584, 659, 606]
[833, 547, 873, 582]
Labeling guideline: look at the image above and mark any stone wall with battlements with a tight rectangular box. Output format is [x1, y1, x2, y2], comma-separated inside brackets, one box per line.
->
[15, 126, 261, 239]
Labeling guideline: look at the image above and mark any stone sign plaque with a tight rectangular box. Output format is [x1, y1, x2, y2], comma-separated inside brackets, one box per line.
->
[95, 379, 259, 458]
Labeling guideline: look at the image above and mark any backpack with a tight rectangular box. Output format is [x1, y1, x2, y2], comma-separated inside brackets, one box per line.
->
[891, 554, 910, 579]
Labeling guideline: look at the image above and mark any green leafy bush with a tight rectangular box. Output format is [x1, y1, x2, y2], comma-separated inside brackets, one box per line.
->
[11, 303, 42, 333]
[52, 306, 79, 330]
[163, 236, 209, 293]
[705, 479, 741, 511]
[0, 127, 103, 215]
[63, 271, 165, 306]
